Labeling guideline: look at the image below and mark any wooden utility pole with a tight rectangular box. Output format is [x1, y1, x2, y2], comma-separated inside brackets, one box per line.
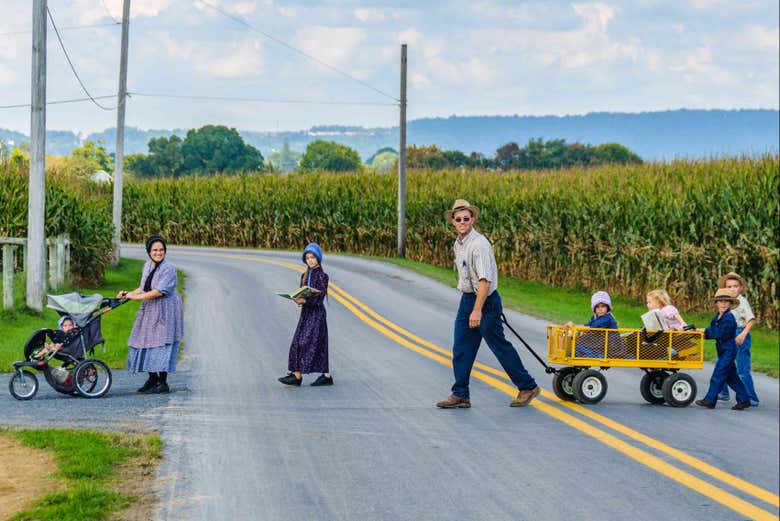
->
[397, 44, 407, 258]
[26, 0, 47, 310]
[112, 0, 131, 265]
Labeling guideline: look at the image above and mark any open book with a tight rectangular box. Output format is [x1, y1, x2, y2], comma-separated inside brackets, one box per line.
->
[641, 310, 670, 331]
[275, 285, 322, 300]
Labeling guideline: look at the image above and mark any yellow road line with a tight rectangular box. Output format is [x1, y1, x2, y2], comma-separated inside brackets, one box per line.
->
[173, 250, 779, 520]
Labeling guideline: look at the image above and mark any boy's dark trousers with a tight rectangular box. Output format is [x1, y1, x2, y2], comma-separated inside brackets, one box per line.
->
[703, 343, 749, 404]
[451, 291, 537, 399]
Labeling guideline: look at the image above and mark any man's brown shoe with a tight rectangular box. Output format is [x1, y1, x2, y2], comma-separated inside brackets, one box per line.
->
[732, 401, 751, 410]
[695, 399, 715, 409]
[436, 395, 471, 408]
[510, 386, 540, 407]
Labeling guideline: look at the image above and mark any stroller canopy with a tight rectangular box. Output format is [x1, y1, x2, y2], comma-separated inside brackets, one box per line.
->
[47, 292, 104, 327]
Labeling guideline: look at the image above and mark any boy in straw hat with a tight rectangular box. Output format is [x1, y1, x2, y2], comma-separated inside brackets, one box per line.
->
[436, 199, 540, 409]
[695, 288, 751, 410]
[715, 272, 759, 406]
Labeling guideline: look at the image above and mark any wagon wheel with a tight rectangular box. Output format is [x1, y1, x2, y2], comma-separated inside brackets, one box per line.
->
[573, 369, 608, 405]
[662, 373, 697, 407]
[640, 370, 668, 405]
[552, 367, 579, 401]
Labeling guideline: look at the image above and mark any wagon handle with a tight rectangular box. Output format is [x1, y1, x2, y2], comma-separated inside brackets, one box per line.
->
[500, 313, 557, 374]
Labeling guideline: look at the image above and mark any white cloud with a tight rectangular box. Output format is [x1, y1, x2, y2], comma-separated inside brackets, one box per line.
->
[294, 26, 366, 68]
[230, 2, 257, 16]
[398, 28, 422, 45]
[742, 25, 780, 52]
[353, 8, 384, 23]
[410, 72, 430, 88]
[0, 63, 14, 84]
[670, 46, 736, 85]
[155, 32, 264, 78]
[198, 40, 265, 77]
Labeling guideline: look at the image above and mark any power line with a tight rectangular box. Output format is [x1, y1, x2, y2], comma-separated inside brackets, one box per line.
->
[99, 0, 120, 23]
[128, 92, 398, 107]
[47, 6, 116, 111]
[0, 21, 120, 37]
[0, 95, 118, 110]
[196, 0, 399, 103]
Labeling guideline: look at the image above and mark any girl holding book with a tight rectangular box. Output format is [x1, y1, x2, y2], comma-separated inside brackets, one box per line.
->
[278, 243, 332, 387]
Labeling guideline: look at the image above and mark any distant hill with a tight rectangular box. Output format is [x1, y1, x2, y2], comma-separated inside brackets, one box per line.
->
[2, 109, 777, 161]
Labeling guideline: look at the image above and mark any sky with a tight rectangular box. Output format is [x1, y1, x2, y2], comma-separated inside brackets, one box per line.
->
[0, 0, 778, 134]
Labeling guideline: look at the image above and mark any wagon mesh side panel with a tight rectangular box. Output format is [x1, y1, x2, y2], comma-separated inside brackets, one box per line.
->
[547, 326, 704, 367]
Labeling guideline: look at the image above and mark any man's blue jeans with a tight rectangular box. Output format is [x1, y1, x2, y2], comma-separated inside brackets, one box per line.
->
[704, 342, 749, 404]
[451, 291, 537, 399]
[716, 329, 759, 403]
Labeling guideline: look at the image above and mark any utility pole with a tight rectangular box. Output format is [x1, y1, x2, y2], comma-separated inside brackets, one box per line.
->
[27, 0, 47, 311]
[396, 43, 407, 258]
[112, 0, 131, 265]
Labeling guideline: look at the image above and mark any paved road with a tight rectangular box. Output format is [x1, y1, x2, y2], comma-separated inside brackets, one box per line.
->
[3, 245, 778, 520]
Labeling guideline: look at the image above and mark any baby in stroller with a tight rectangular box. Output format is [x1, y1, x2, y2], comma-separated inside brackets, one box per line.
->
[9, 292, 127, 400]
[31, 315, 77, 360]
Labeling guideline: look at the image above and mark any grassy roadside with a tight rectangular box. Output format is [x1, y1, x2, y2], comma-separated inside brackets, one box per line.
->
[3, 429, 161, 521]
[0, 259, 183, 373]
[382, 257, 779, 378]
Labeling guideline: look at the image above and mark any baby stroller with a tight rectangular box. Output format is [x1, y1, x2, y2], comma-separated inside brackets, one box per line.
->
[8, 292, 127, 400]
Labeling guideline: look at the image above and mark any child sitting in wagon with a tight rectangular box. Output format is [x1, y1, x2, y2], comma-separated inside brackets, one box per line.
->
[564, 291, 621, 358]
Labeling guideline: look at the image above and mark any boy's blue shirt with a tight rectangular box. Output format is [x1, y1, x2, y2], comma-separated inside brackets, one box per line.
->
[585, 313, 618, 329]
[704, 310, 737, 349]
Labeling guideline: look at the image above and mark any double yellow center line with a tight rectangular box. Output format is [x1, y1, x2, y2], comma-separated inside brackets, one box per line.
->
[177, 250, 779, 521]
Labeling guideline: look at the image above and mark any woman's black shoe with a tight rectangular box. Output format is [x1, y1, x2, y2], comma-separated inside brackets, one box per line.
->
[137, 380, 156, 393]
[311, 375, 333, 387]
[278, 373, 302, 386]
[149, 382, 170, 394]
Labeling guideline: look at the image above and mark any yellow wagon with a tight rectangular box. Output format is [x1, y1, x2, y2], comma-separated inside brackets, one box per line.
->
[545, 325, 705, 406]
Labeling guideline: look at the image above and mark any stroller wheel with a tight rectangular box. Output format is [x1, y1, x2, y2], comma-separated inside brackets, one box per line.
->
[73, 359, 112, 398]
[9, 370, 39, 400]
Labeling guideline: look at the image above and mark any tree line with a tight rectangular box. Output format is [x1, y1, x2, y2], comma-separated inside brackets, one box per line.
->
[8, 124, 644, 178]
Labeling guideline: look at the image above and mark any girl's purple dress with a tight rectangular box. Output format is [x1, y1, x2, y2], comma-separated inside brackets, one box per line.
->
[288, 267, 329, 374]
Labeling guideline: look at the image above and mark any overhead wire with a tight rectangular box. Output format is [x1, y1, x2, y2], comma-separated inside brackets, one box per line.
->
[0, 21, 120, 37]
[46, 6, 116, 111]
[127, 92, 397, 106]
[99, 0, 120, 23]
[196, 0, 399, 103]
[0, 95, 118, 110]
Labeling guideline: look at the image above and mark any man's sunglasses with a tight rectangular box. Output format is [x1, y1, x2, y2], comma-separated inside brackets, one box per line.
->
[454, 216, 471, 223]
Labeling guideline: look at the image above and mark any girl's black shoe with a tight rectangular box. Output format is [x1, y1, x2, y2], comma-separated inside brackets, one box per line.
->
[278, 373, 302, 386]
[311, 375, 333, 387]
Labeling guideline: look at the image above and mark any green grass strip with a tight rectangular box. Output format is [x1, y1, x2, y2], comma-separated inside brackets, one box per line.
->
[383, 257, 779, 378]
[10, 429, 161, 521]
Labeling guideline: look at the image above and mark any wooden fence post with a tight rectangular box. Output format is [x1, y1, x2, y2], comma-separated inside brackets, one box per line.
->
[2, 244, 16, 310]
[63, 234, 71, 282]
[47, 237, 56, 289]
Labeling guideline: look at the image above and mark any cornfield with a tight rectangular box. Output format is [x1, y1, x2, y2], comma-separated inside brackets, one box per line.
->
[0, 163, 114, 285]
[121, 155, 779, 327]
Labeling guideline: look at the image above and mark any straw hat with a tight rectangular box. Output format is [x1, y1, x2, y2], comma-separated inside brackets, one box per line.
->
[444, 199, 481, 221]
[719, 271, 746, 290]
[712, 288, 739, 309]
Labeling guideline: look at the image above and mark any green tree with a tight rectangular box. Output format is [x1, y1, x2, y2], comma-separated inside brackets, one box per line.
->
[71, 140, 113, 171]
[267, 140, 302, 173]
[180, 125, 264, 175]
[299, 140, 362, 172]
[593, 143, 643, 164]
[125, 135, 184, 178]
[495, 142, 520, 170]
[370, 151, 398, 173]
